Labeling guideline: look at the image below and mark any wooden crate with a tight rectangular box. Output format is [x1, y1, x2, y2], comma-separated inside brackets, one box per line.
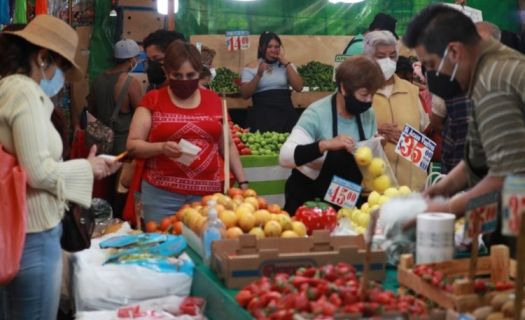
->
[211, 230, 386, 289]
[398, 245, 516, 312]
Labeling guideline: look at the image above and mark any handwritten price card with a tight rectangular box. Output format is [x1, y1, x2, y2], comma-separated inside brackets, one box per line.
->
[324, 176, 362, 209]
[395, 124, 436, 171]
[464, 192, 499, 238]
[502, 175, 525, 236]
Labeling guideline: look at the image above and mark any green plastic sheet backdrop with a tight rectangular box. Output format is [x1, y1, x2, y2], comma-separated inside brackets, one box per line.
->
[88, 0, 520, 80]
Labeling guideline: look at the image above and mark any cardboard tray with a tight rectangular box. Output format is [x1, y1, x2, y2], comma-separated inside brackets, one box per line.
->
[211, 230, 386, 289]
[398, 245, 516, 313]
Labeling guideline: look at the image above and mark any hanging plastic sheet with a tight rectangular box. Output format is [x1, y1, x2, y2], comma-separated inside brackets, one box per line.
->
[87, 0, 115, 81]
[0, 0, 10, 24]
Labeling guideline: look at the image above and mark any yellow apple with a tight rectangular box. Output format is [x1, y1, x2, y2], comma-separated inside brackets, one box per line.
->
[367, 158, 386, 177]
[372, 174, 391, 193]
[264, 220, 282, 237]
[238, 212, 256, 232]
[281, 230, 299, 238]
[243, 197, 259, 210]
[275, 214, 293, 231]
[354, 146, 373, 167]
[291, 221, 307, 237]
[254, 209, 271, 227]
[249, 227, 265, 239]
[384, 187, 399, 198]
[378, 195, 390, 206]
[360, 202, 370, 213]
[219, 210, 238, 228]
[367, 191, 381, 207]
[398, 185, 412, 196]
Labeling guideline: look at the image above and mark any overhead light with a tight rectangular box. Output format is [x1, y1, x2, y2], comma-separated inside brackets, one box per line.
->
[234, 0, 257, 1]
[329, 0, 366, 3]
[109, 9, 117, 17]
[157, 0, 179, 14]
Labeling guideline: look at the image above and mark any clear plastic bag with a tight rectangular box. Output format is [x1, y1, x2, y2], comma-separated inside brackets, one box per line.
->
[355, 137, 398, 193]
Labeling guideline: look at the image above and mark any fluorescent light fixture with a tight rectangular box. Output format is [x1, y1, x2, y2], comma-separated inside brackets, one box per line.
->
[109, 9, 117, 17]
[234, 0, 257, 1]
[157, 0, 179, 15]
[329, 0, 366, 3]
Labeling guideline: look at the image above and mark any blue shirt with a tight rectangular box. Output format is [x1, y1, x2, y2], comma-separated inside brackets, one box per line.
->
[296, 94, 377, 141]
[241, 60, 290, 93]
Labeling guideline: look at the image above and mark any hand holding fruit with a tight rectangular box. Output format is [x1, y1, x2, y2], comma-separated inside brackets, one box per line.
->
[162, 141, 182, 158]
[319, 134, 356, 153]
[379, 123, 401, 144]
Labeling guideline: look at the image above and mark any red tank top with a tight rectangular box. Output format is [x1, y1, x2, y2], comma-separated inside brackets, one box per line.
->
[140, 87, 226, 195]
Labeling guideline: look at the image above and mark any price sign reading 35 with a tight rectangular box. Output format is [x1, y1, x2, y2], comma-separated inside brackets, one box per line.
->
[324, 176, 362, 209]
[464, 192, 499, 239]
[395, 124, 436, 171]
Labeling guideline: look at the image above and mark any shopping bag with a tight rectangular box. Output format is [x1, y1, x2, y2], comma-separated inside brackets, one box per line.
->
[0, 145, 27, 285]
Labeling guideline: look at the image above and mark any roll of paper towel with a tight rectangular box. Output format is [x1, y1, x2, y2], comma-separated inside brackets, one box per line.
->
[416, 213, 455, 264]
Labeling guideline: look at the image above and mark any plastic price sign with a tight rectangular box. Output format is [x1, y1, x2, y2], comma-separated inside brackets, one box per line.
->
[395, 124, 436, 171]
[464, 192, 499, 238]
[225, 31, 249, 51]
[502, 175, 525, 236]
[333, 55, 351, 82]
[324, 175, 362, 209]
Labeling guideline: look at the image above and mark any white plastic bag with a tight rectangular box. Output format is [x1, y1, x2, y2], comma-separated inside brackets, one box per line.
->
[356, 137, 398, 193]
[73, 228, 193, 311]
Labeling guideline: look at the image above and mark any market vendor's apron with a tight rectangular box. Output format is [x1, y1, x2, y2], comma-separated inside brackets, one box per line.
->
[246, 89, 298, 133]
[284, 94, 365, 215]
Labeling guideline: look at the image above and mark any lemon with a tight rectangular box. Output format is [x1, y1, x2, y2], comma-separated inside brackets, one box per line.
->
[384, 187, 399, 198]
[378, 195, 390, 206]
[398, 185, 412, 196]
[368, 191, 381, 206]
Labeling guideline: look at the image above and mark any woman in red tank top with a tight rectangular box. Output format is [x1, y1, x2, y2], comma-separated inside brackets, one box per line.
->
[127, 41, 247, 224]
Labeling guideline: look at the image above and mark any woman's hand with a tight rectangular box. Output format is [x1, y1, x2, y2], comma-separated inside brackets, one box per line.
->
[87, 145, 122, 180]
[379, 123, 402, 144]
[162, 141, 182, 158]
[319, 134, 356, 154]
[257, 62, 269, 77]
[278, 49, 290, 66]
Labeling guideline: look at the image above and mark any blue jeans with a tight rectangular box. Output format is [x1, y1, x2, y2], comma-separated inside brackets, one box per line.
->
[141, 181, 201, 223]
[0, 223, 63, 320]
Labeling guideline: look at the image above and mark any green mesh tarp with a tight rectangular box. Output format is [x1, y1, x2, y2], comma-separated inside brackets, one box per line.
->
[88, 0, 520, 80]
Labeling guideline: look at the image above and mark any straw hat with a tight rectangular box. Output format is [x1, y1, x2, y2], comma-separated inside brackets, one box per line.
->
[3, 15, 83, 81]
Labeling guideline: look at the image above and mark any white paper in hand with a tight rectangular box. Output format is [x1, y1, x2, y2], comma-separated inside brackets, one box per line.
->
[174, 138, 202, 166]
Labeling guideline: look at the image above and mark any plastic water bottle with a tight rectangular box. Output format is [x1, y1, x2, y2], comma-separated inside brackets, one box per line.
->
[202, 201, 225, 266]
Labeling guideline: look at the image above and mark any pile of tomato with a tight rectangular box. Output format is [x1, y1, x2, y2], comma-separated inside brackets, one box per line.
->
[236, 263, 428, 320]
[144, 214, 183, 235]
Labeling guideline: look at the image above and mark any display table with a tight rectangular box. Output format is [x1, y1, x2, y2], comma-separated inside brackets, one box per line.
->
[240, 155, 291, 207]
[187, 247, 399, 320]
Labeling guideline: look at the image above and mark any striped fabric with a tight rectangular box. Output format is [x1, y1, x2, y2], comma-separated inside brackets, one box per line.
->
[466, 38, 525, 185]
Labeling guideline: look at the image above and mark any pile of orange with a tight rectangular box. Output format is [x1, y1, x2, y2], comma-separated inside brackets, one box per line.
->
[145, 215, 183, 235]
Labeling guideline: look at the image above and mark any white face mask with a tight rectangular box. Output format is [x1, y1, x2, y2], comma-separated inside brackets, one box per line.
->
[377, 58, 397, 80]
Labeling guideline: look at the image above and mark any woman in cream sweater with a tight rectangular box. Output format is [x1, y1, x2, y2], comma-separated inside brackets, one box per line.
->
[0, 16, 119, 319]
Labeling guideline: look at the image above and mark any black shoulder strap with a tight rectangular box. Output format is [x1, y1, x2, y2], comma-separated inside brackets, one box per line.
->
[331, 93, 366, 141]
[342, 36, 363, 55]
[331, 94, 338, 137]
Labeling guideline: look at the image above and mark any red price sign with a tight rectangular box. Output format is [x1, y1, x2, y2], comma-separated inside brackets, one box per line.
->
[502, 175, 525, 236]
[395, 124, 436, 171]
[465, 192, 499, 238]
[324, 176, 362, 209]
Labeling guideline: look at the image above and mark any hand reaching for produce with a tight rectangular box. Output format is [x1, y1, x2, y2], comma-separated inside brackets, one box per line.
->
[162, 141, 183, 159]
[319, 134, 356, 154]
[378, 123, 401, 144]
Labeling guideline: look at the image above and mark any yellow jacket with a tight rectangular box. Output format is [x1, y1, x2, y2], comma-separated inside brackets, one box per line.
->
[373, 75, 429, 192]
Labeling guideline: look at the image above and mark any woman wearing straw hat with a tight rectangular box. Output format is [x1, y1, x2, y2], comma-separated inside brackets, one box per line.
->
[0, 16, 120, 319]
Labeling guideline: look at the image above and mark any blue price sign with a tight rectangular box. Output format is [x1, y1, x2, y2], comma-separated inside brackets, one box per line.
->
[395, 124, 436, 171]
[324, 176, 362, 209]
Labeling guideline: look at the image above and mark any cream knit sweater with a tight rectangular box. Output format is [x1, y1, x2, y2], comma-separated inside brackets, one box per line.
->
[0, 75, 94, 233]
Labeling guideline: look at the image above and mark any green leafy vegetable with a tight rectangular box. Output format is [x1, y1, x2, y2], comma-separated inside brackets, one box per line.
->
[297, 61, 336, 92]
[209, 67, 240, 94]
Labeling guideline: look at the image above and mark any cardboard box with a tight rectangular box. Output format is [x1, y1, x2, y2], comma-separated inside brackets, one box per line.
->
[122, 9, 164, 42]
[211, 230, 386, 289]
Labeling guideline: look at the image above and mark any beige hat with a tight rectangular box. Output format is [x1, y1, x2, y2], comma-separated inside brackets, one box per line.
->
[3, 15, 83, 81]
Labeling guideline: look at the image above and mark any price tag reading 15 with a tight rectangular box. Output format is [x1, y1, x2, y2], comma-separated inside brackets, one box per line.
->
[502, 175, 525, 236]
[395, 124, 436, 171]
[324, 176, 362, 209]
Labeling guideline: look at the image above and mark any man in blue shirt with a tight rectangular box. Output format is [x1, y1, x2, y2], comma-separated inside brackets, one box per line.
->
[343, 13, 398, 56]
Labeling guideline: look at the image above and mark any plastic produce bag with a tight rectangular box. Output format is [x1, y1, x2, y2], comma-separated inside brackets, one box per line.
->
[355, 137, 398, 193]
[73, 230, 194, 311]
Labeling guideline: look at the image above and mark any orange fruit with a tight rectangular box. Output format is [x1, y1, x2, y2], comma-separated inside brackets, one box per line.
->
[226, 227, 244, 239]
[242, 189, 257, 198]
[172, 221, 183, 235]
[238, 212, 256, 232]
[160, 217, 172, 232]
[228, 187, 243, 198]
[170, 214, 178, 222]
[145, 221, 158, 233]
[267, 204, 282, 214]
[257, 197, 268, 210]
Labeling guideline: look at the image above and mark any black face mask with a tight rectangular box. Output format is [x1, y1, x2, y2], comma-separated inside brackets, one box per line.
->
[147, 60, 166, 89]
[344, 94, 372, 115]
[426, 71, 464, 100]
